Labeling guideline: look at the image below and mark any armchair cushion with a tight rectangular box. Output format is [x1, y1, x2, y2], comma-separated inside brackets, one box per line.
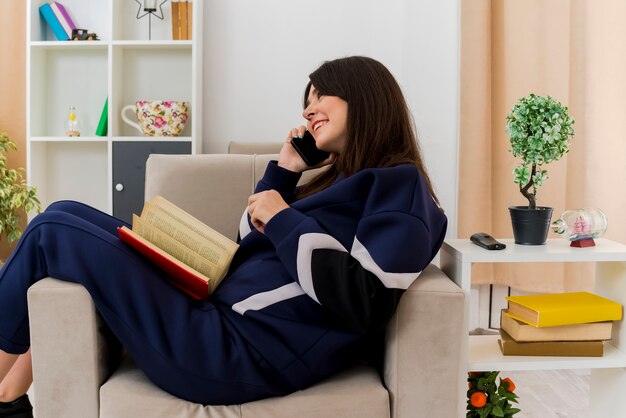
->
[100, 358, 389, 418]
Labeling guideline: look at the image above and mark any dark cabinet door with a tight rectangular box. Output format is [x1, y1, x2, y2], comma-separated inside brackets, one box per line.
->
[113, 141, 191, 224]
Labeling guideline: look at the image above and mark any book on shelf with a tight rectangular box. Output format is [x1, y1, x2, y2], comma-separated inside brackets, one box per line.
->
[50, 1, 76, 39]
[171, 2, 180, 40]
[95, 98, 108, 136]
[117, 195, 239, 300]
[506, 291, 622, 327]
[498, 329, 604, 357]
[500, 310, 613, 342]
[171, 1, 192, 40]
[39, 3, 69, 41]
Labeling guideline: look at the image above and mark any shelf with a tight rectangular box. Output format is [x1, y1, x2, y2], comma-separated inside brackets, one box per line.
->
[112, 136, 192, 142]
[443, 238, 626, 263]
[28, 0, 201, 222]
[28, 141, 109, 213]
[30, 136, 108, 142]
[29, 47, 108, 137]
[112, 40, 192, 49]
[30, 41, 107, 50]
[468, 335, 626, 371]
[29, 136, 192, 143]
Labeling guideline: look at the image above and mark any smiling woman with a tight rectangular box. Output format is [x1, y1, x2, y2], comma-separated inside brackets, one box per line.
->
[294, 56, 440, 202]
[0, 55, 447, 409]
[302, 87, 348, 154]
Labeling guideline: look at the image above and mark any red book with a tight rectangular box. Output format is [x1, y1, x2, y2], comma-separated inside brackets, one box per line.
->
[117, 196, 238, 300]
[118, 226, 210, 300]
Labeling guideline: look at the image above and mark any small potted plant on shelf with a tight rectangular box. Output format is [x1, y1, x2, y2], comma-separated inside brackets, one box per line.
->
[467, 371, 520, 418]
[505, 93, 575, 245]
[0, 131, 41, 260]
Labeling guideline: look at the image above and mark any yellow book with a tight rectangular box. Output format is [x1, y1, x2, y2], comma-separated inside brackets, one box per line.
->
[500, 310, 613, 341]
[506, 292, 622, 327]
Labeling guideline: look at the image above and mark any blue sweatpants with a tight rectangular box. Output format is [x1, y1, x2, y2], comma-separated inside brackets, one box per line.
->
[0, 201, 292, 404]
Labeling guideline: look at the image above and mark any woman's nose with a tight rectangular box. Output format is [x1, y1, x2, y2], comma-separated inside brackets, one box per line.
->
[302, 106, 315, 120]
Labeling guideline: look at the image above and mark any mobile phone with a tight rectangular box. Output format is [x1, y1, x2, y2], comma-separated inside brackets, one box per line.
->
[291, 130, 330, 166]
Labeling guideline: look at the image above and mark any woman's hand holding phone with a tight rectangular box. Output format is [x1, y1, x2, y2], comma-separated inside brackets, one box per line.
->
[278, 126, 334, 173]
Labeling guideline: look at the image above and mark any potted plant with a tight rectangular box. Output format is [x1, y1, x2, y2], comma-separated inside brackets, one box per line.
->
[505, 94, 575, 245]
[0, 131, 41, 258]
[467, 371, 520, 418]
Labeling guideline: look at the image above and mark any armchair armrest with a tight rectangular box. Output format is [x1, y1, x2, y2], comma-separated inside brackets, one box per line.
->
[27, 278, 122, 418]
[384, 264, 464, 418]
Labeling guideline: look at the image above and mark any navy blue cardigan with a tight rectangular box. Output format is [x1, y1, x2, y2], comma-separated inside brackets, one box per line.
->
[212, 161, 447, 391]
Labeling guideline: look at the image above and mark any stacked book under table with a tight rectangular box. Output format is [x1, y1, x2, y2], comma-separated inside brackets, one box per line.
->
[498, 292, 623, 357]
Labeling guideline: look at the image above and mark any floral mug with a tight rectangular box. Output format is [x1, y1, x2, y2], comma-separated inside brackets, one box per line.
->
[121, 100, 189, 136]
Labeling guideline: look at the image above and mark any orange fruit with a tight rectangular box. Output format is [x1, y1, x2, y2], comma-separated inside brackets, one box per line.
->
[470, 391, 487, 408]
[502, 377, 516, 392]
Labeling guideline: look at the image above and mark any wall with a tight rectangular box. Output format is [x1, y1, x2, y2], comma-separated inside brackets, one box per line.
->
[3, 1, 460, 255]
[0, 1, 26, 261]
[203, 0, 460, 237]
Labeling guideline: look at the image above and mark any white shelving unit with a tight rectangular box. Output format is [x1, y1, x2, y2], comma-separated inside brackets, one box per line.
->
[441, 238, 626, 418]
[26, 0, 202, 221]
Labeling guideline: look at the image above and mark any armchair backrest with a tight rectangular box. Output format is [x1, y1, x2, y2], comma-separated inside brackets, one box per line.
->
[145, 154, 265, 240]
[144, 153, 321, 240]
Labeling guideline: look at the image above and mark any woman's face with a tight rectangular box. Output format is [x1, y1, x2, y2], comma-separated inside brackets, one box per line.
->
[302, 85, 348, 154]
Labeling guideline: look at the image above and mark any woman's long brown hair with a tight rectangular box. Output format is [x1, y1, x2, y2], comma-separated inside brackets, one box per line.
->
[295, 56, 440, 207]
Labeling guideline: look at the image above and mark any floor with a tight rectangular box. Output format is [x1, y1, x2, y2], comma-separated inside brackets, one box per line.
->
[499, 369, 590, 418]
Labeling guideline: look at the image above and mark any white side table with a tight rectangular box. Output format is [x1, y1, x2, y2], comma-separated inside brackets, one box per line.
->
[441, 238, 626, 418]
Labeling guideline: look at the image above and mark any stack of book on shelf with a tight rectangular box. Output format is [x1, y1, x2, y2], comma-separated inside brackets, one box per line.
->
[171, 1, 193, 40]
[498, 291, 623, 357]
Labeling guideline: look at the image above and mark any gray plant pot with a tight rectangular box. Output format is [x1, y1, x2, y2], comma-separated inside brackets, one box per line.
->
[509, 206, 554, 245]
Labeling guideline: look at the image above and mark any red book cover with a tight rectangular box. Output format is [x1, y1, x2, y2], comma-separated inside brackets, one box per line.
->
[118, 226, 209, 300]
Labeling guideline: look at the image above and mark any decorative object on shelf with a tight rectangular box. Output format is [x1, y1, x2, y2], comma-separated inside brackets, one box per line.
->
[96, 98, 108, 136]
[171, 1, 193, 40]
[505, 94, 575, 245]
[121, 100, 189, 137]
[551, 208, 607, 247]
[71, 29, 99, 41]
[66, 106, 80, 137]
[134, 0, 170, 41]
[0, 132, 41, 250]
[467, 371, 520, 418]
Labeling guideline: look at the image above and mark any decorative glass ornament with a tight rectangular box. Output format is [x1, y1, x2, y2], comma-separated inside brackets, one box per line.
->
[551, 208, 607, 247]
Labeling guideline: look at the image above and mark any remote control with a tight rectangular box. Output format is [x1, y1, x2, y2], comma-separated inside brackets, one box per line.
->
[470, 232, 506, 250]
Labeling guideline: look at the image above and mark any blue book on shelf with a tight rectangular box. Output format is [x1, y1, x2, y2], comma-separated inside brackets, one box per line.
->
[39, 3, 69, 41]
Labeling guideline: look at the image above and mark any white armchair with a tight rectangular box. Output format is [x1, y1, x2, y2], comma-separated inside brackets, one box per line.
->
[27, 153, 464, 418]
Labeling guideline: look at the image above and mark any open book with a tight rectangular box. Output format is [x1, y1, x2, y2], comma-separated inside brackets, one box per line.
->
[117, 195, 239, 300]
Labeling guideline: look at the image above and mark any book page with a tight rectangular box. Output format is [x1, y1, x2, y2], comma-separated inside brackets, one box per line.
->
[133, 215, 218, 281]
[139, 197, 239, 280]
[150, 196, 239, 255]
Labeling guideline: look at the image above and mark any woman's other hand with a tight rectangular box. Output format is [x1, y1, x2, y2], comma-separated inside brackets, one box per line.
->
[248, 190, 289, 234]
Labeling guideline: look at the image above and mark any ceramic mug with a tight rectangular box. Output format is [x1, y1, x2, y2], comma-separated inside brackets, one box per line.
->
[121, 100, 189, 136]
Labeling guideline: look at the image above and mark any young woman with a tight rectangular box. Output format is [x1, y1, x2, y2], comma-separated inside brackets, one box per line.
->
[0, 56, 446, 415]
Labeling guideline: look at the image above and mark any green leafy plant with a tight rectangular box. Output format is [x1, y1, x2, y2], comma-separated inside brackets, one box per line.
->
[467, 371, 520, 418]
[0, 131, 41, 244]
[505, 94, 575, 209]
